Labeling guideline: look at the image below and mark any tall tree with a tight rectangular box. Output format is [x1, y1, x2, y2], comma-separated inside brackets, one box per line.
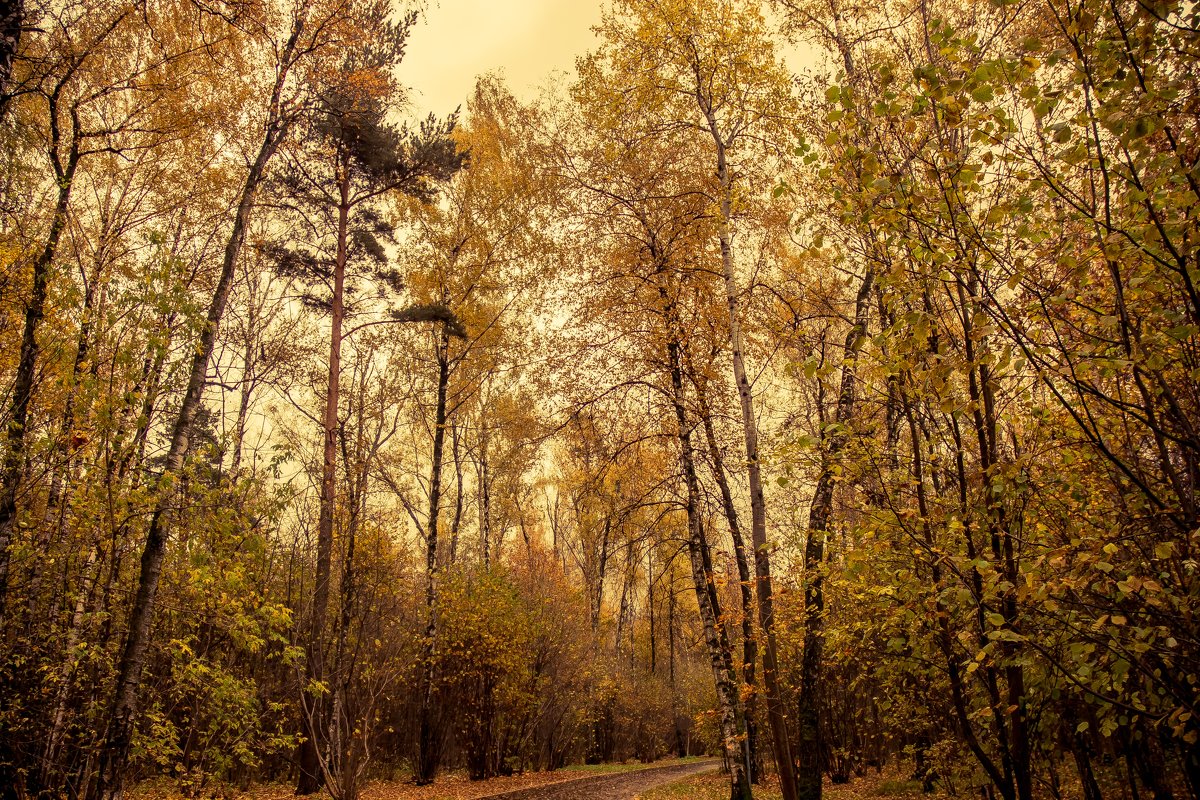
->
[0, 0, 171, 621]
[396, 78, 548, 783]
[92, 0, 338, 793]
[265, 8, 465, 791]
[584, 3, 800, 793]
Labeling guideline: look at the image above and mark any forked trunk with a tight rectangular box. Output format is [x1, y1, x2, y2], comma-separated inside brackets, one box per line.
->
[695, 76, 794, 799]
[660, 277, 752, 800]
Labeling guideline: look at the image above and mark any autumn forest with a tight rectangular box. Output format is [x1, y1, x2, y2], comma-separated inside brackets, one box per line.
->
[0, 0, 1196, 799]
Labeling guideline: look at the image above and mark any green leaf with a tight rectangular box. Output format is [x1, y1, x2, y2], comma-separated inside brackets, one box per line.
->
[971, 85, 994, 103]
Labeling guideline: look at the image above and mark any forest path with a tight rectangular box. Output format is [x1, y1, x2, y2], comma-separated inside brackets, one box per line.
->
[479, 760, 720, 800]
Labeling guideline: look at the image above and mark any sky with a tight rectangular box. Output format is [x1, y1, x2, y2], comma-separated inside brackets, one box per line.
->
[395, 0, 606, 118]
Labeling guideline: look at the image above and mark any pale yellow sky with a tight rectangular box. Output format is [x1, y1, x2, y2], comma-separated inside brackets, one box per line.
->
[397, 1, 605, 116]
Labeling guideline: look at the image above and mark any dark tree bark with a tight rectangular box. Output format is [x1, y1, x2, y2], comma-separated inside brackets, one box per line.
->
[899, 374, 1013, 800]
[448, 421, 464, 565]
[0, 0, 21, 120]
[0, 98, 80, 620]
[415, 323, 452, 785]
[957, 274, 1031, 800]
[797, 267, 873, 800]
[696, 379, 762, 782]
[659, 276, 752, 800]
[90, 16, 305, 797]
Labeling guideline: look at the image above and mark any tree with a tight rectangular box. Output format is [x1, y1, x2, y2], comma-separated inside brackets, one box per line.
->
[263, 6, 465, 791]
[0, 0, 181, 620]
[92, 0, 358, 793]
[584, 2, 800, 793]
[539, 63, 757, 793]
[353, 76, 551, 783]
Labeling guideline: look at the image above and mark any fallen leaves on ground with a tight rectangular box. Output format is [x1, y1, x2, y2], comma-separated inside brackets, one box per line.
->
[130, 759, 702, 800]
[635, 767, 947, 800]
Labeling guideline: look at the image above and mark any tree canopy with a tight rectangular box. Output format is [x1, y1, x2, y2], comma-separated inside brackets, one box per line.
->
[0, 1, 1197, 799]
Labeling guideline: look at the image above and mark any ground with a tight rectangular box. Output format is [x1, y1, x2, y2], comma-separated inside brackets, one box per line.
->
[129, 759, 945, 800]
[486, 759, 719, 799]
[130, 758, 716, 800]
[635, 768, 935, 800]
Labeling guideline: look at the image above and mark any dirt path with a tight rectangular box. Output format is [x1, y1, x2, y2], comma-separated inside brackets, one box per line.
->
[479, 760, 720, 800]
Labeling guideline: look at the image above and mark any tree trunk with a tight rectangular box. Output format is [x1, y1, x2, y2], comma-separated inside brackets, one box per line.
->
[0, 124, 80, 620]
[695, 77, 794, 800]
[697, 383, 762, 781]
[0, 0, 21, 120]
[91, 18, 303, 795]
[229, 269, 264, 475]
[41, 231, 108, 547]
[415, 324, 452, 785]
[296, 155, 350, 796]
[957, 275, 1030, 800]
[901, 381, 1013, 800]
[40, 544, 99, 785]
[479, 415, 491, 570]
[661, 279, 752, 800]
[448, 421, 464, 565]
[668, 566, 685, 757]
[797, 267, 874, 800]
[648, 548, 656, 673]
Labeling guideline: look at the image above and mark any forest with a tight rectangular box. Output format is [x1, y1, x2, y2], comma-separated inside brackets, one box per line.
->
[0, 0, 1196, 799]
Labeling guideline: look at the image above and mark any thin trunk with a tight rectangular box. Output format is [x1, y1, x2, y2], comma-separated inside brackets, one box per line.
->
[25, 220, 111, 628]
[698, 386, 762, 781]
[589, 519, 610, 633]
[901, 383, 1012, 800]
[297, 156, 349, 796]
[797, 267, 874, 800]
[43, 234, 108, 525]
[616, 556, 630, 659]
[516, 493, 532, 558]
[229, 275, 261, 474]
[415, 324, 451, 785]
[92, 18, 303, 795]
[694, 71, 794, 800]
[448, 422, 464, 565]
[547, 490, 560, 561]
[479, 417, 491, 570]
[957, 275, 1030, 800]
[1068, 719, 1103, 800]
[0, 114, 81, 619]
[0, 0, 21, 120]
[230, 363, 254, 474]
[648, 548, 656, 674]
[679, 431, 752, 800]
[330, 431, 365, 799]
[661, 278, 752, 800]
[114, 324, 172, 485]
[669, 567, 685, 757]
[40, 544, 99, 783]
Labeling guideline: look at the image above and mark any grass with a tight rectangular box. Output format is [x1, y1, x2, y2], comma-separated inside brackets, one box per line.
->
[561, 756, 705, 775]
